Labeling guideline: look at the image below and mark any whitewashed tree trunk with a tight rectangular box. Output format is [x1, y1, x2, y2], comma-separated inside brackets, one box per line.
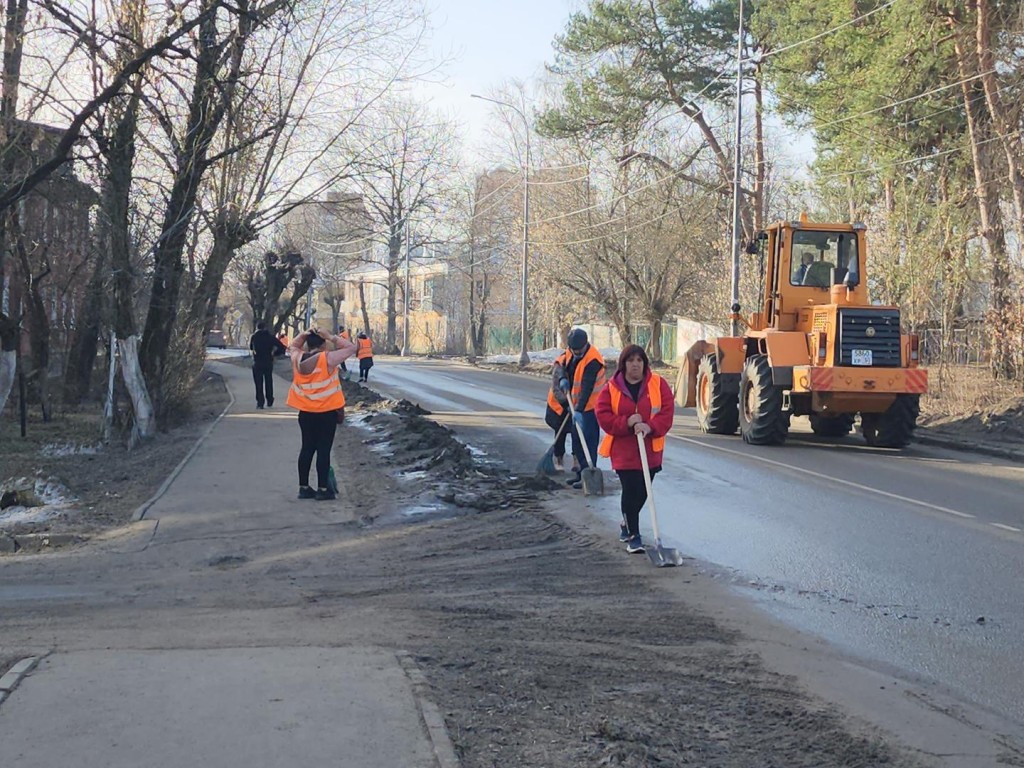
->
[0, 349, 15, 415]
[118, 335, 154, 445]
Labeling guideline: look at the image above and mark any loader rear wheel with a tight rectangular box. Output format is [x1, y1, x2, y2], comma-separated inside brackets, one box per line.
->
[696, 353, 738, 435]
[809, 413, 855, 437]
[860, 394, 920, 448]
[739, 354, 790, 445]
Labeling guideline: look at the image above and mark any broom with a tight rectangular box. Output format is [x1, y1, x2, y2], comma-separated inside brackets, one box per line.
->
[537, 411, 572, 475]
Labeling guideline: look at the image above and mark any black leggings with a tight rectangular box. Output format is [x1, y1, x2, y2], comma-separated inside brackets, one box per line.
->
[298, 410, 338, 489]
[616, 467, 660, 537]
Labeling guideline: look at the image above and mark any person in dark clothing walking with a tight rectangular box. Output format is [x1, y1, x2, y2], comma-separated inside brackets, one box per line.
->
[249, 322, 286, 409]
[595, 344, 675, 554]
[559, 328, 606, 489]
[356, 332, 374, 382]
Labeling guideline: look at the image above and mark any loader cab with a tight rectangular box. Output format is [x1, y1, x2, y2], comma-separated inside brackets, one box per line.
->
[754, 217, 867, 332]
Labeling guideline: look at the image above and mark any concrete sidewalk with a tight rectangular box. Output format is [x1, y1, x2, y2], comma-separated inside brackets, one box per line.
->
[0, 361, 458, 768]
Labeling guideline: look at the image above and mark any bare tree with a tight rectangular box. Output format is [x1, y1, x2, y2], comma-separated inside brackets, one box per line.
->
[348, 96, 460, 353]
[185, 0, 431, 337]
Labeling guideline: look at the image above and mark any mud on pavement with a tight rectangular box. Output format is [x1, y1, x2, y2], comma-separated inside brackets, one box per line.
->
[333, 381, 925, 767]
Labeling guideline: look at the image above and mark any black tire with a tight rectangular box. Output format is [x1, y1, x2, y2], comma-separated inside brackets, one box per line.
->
[739, 354, 790, 445]
[860, 394, 920, 448]
[809, 413, 855, 437]
[696, 353, 738, 435]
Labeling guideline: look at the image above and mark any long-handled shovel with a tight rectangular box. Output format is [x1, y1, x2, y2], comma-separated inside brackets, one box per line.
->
[636, 431, 683, 567]
[566, 396, 604, 495]
[537, 410, 572, 475]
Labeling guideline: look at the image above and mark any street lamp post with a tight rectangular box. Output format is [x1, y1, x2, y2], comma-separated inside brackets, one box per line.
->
[471, 93, 530, 367]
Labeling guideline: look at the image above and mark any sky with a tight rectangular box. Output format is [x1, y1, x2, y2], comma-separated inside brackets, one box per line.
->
[417, 0, 814, 176]
[418, 0, 580, 163]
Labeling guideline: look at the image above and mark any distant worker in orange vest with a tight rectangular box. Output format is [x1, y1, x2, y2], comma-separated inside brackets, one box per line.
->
[356, 332, 374, 383]
[287, 327, 357, 500]
[337, 326, 352, 381]
[276, 331, 290, 353]
[595, 344, 674, 554]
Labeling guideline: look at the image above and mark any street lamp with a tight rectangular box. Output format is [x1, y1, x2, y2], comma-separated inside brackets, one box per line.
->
[471, 93, 531, 367]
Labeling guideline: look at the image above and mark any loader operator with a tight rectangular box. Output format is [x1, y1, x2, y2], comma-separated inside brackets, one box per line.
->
[557, 328, 605, 489]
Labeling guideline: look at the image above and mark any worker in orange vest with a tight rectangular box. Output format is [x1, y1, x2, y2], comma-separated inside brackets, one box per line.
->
[557, 328, 605, 489]
[544, 348, 576, 473]
[356, 332, 374, 383]
[287, 328, 357, 500]
[595, 344, 674, 554]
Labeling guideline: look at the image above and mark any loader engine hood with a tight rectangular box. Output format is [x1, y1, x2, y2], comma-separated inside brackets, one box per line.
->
[836, 307, 901, 367]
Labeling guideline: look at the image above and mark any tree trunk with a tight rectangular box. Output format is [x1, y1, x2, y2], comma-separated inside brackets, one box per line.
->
[385, 232, 401, 353]
[358, 280, 371, 337]
[10, 210, 51, 420]
[188, 218, 252, 334]
[63, 245, 107, 405]
[0, 312, 16, 416]
[647, 316, 663, 364]
[951, 23, 1012, 376]
[117, 335, 154, 447]
[140, 7, 234, 391]
[975, 0, 1024, 246]
[0, 0, 29, 415]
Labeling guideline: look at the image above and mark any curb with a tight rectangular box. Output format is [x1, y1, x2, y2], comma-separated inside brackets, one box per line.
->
[0, 656, 39, 707]
[396, 651, 460, 768]
[915, 431, 1024, 464]
[131, 366, 235, 522]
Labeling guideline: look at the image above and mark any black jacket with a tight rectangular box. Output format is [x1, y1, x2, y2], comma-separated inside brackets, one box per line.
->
[250, 329, 285, 366]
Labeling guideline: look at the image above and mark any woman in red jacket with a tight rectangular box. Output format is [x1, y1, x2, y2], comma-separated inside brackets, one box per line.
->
[595, 344, 675, 554]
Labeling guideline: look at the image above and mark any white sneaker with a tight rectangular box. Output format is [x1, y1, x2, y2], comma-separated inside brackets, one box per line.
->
[553, 456, 565, 471]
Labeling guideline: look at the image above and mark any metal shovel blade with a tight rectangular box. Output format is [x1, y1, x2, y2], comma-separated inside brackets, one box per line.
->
[580, 467, 604, 496]
[647, 539, 684, 568]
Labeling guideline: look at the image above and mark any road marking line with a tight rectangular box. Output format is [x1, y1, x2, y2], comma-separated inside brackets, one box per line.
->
[668, 433, 976, 520]
[990, 523, 1021, 533]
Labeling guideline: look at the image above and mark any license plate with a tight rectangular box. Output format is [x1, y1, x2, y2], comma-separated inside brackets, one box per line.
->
[851, 349, 872, 366]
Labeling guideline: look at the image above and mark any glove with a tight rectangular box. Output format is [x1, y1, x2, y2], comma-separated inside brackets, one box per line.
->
[572, 411, 584, 429]
[558, 377, 570, 394]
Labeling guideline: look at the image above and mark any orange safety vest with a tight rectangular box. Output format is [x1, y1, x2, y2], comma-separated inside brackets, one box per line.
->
[598, 374, 665, 457]
[286, 352, 346, 412]
[571, 345, 606, 412]
[546, 350, 572, 415]
[340, 330, 350, 340]
[357, 338, 373, 359]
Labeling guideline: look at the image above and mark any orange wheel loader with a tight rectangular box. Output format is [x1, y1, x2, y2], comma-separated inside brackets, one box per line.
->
[676, 214, 927, 448]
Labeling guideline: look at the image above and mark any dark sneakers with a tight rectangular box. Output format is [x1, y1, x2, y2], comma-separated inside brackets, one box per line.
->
[315, 488, 337, 501]
[297, 486, 316, 499]
[619, 524, 630, 543]
[566, 471, 581, 488]
[626, 535, 645, 554]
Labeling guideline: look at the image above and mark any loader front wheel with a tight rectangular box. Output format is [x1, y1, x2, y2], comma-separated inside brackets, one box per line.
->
[810, 413, 855, 437]
[739, 354, 790, 445]
[861, 394, 920, 448]
[696, 353, 738, 435]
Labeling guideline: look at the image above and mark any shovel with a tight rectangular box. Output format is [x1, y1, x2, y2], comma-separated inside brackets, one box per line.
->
[537, 410, 572, 475]
[566, 396, 604, 495]
[636, 431, 683, 567]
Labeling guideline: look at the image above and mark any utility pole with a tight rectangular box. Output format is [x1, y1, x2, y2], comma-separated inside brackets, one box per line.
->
[729, 0, 745, 337]
[401, 219, 410, 356]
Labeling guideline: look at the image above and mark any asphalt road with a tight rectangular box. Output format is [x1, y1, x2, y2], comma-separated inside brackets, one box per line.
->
[368, 356, 1024, 731]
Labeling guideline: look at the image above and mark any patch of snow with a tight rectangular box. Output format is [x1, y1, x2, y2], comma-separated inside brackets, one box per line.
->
[41, 442, 101, 458]
[483, 346, 623, 365]
[0, 478, 77, 526]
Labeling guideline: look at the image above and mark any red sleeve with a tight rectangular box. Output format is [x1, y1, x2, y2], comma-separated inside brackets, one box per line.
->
[647, 377, 675, 437]
[595, 383, 633, 437]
